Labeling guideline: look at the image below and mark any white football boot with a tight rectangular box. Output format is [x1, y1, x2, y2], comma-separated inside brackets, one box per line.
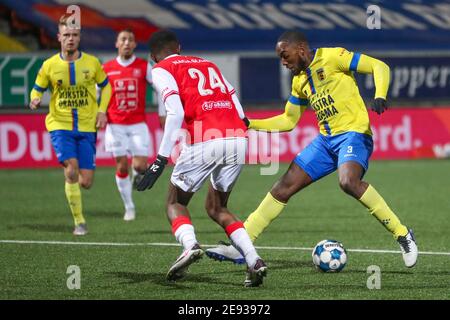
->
[166, 243, 204, 281]
[397, 229, 418, 268]
[205, 241, 246, 264]
[73, 223, 88, 236]
[123, 209, 136, 221]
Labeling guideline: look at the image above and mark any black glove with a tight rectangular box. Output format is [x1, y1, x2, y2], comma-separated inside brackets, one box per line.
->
[371, 98, 388, 115]
[242, 117, 250, 128]
[135, 155, 168, 191]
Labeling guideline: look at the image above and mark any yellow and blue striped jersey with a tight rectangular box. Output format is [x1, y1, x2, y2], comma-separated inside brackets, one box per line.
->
[289, 47, 390, 136]
[30, 52, 110, 132]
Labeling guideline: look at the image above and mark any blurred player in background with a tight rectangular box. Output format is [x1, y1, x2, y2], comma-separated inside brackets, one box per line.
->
[206, 30, 418, 268]
[29, 15, 112, 236]
[136, 30, 267, 287]
[103, 29, 165, 221]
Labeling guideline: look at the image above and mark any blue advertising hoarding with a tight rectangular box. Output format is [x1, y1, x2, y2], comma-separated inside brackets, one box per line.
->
[240, 55, 450, 104]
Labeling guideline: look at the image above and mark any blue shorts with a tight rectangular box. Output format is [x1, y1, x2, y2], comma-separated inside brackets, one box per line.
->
[49, 130, 97, 170]
[294, 132, 373, 181]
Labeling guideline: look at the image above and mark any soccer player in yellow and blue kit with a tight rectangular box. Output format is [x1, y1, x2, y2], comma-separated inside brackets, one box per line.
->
[29, 15, 112, 236]
[206, 30, 418, 269]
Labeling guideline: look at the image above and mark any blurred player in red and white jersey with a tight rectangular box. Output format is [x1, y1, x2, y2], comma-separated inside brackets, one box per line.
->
[103, 29, 164, 221]
[135, 30, 267, 287]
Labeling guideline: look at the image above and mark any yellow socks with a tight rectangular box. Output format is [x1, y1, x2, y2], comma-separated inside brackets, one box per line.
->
[359, 184, 407, 239]
[244, 192, 286, 242]
[244, 185, 407, 242]
[65, 182, 85, 226]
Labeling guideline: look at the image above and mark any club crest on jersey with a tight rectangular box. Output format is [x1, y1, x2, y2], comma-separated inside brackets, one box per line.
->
[316, 68, 326, 81]
[82, 69, 90, 79]
[133, 68, 142, 77]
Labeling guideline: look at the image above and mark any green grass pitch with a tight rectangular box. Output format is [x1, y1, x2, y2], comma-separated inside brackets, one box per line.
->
[0, 160, 449, 300]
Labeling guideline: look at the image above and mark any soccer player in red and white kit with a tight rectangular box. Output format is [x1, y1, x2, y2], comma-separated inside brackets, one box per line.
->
[136, 30, 267, 287]
[103, 29, 164, 221]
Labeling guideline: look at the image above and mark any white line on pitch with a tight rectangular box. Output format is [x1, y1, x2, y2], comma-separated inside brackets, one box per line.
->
[1, 239, 449, 256]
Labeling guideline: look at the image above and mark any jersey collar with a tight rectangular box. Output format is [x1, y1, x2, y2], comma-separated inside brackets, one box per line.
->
[163, 54, 180, 61]
[59, 51, 82, 62]
[308, 48, 318, 68]
[116, 55, 136, 67]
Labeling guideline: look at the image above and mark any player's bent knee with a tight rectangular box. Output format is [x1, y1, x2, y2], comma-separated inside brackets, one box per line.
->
[80, 180, 93, 189]
[339, 177, 357, 195]
[80, 182, 92, 190]
[64, 169, 78, 183]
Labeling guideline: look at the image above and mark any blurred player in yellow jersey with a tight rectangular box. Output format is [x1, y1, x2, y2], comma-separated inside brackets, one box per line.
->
[206, 30, 418, 268]
[29, 15, 112, 236]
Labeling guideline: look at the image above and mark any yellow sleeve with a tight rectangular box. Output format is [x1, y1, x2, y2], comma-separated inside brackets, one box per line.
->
[249, 92, 307, 132]
[354, 54, 390, 99]
[95, 58, 111, 112]
[333, 47, 390, 99]
[94, 57, 108, 85]
[98, 82, 111, 113]
[30, 61, 49, 101]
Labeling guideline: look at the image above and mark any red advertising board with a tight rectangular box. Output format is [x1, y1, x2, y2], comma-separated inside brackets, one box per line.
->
[1, 108, 450, 168]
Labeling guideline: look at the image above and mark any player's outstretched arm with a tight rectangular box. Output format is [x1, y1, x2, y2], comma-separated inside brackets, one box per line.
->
[355, 54, 390, 114]
[356, 54, 390, 98]
[247, 102, 304, 132]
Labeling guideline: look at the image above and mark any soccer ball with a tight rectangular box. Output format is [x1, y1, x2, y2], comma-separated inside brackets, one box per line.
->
[312, 239, 347, 272]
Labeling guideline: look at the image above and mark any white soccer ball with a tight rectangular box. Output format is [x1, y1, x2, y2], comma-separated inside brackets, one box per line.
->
[312, 239, 347, 272]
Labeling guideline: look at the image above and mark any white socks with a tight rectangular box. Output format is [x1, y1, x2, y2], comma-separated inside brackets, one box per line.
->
[115, 174, 135, 212]
[174, 224, 198, 251]
[229, 227, 259, 267]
